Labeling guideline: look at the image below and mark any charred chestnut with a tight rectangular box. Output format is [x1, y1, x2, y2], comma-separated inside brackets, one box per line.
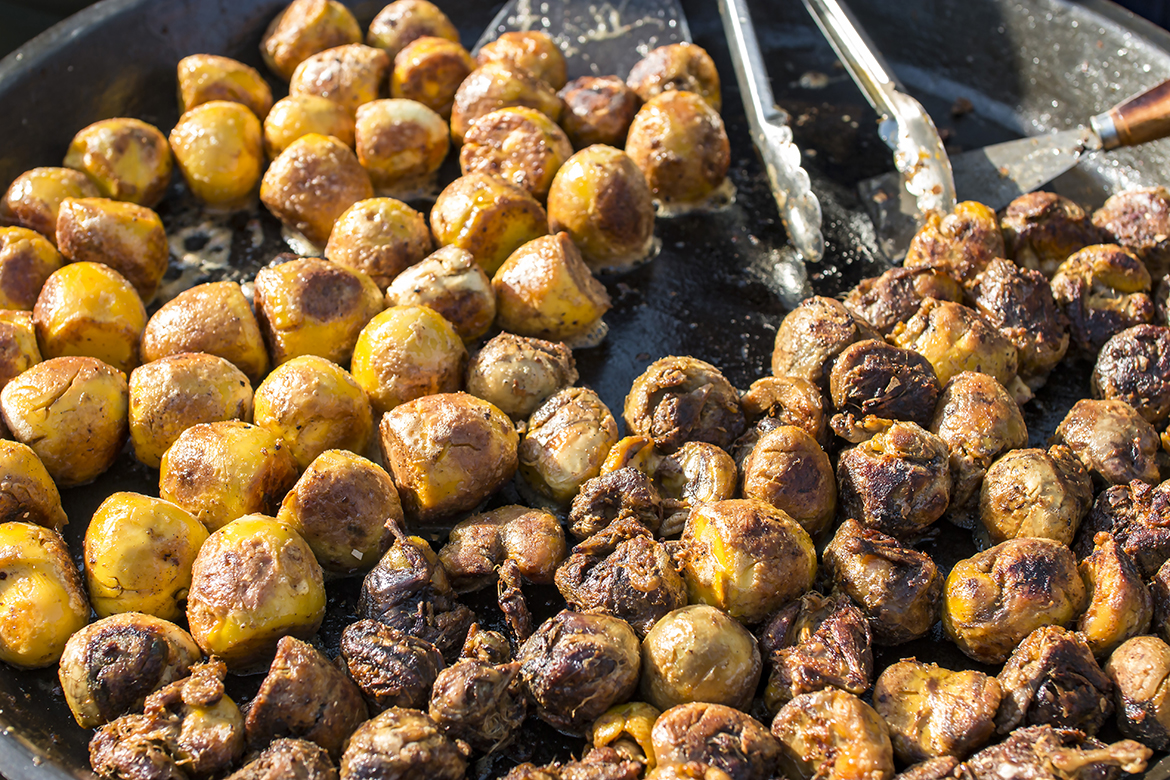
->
[771, 688, 893, 780]
[843, 263, 963, 337]
[1001, 191, 1104, 277]
[1092, 186, 1170, 277]
[340, 619, 444, 712]
[830, 339, 940, 442]
[339, 707, 467, 780]
[903, 201, 1005, 287]
[1051, 244, 1155, 353]
[979, 445, 1093, 545]
[1053, 398, 1160, 486]
[1077, 532, 1152, 657]
[626, 43, 721, 111]
[428, 659, 526, 752]
[1092, 324, 1170, 424]
[558, 76, 640, 149]
[652, 703, 780, 780]
[740, 425, 835, 538]
[624, 355, 745, 454]
[1105, 634, 1170, 749]
[465, 332, 577, 420]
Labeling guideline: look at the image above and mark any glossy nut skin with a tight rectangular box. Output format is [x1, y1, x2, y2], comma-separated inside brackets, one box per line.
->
[843, 264, 963, 337]
[771, 295, 881, 389]
[890, 298, 1019, 390]
[83, 492, 209, 620]
[439, 504, 566, 591]
[627, 43, 721, 111]
[626, 91, 730, 207]
[391, 36, 475, 119]
[477, 31, 567, 90]
[178, 53, 274, 119]
[741, 425, 835, 537]
[1078, 533, 1151, 658]
[350, 304, 467, 415]
[264, 94, 356, 158]
[367, 0, 459, 60]
[465, 332, 576, 420]
[140, 280, 270, 385]
[187, 515, 325, 672]
[261, 132, 374, 247]
[1, 356, 128, 487]
[58, 612, 201, 728]
[325, 197, 432, 291]
[2, 167, 99, 243]
[260, 0, 362, 82]
[624, 355, 744, 453]
[1106, 635, 1170, 750]
[0, 439, 67, 531]
[559, 75, 641, 149]
[1053, 398, 1160, 486]
[460, 107, 573, 202]
[432, 172, 549, 276]
[254, 255, 384, 366]
[590, 702, 661, 767]
[1001, 191, 1104, 277]
[979, 446, 1093, 545]
[55, 196, 169, 302]
[0, 309, 41, 391]
[771, 689, 894, 780]
[290, 44, 390, 115]
[159, 420, 300, 532]
[653, 703, 779, 780]
[450, 62, 564, 144]
[63, 118, 173, 208]
[0, 522, 88, 669]
[519, 386, 619, 505]
[0, 226, 63, 309]
[33, 260, 146, 374]
[253, 355, 373, 470]
[941, 537, 1087, 664]
[680, 499, 816, 624]
[903, 201, 1005, 287]
[379, 392, 519, 528]
[1092, 324, 1170, 424]
[339, 707, 467, 780]
[386, 246, 496, 343]
[1093, 186, 1170, 278]
[169, 101, 265, 207]
[355, 98, 449, 195]
[1051, 243, 1155, 353]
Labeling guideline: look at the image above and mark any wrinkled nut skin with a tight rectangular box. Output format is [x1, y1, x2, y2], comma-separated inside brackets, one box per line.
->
[385, 246, 496, 343]
[1051, 243, 1155, 353]
[83, 492, 209, 620]
[169, 101, 265, 208]
[1, 356, 128, 487]
[325, 197, 432, 292]
[680, 499, 817, 624]
[843, 264, 963, 337]
[226, 738, 337, 780]
[450, 62, 564, 145]
[651, 703, 779, 780]
[771, 295, 881, 389]
[1075, 479, 1170, 579]
[654, 442, 739, 538]
[903, 201, 1005, 287]
[159, 420, 300, 533]
[428, 659, 527, 752]
[433, 172, 549, 277]
[141, 280, 270, 385]
[740, 425, 835, 537]
[1093, 186, 1170, 278]
[962, 728, 1151, 780]
[624, 355, 745, 454]
[339, 707, 467, 780]
[58, 612, 201, 728]
[627, 43, 721, 111]
[186, 515, 326, 672]
[546, 145, 656, 273]
[979, 446, 1093, 546]
[520, 386, 619, 505]
[626, 91, 730, 207]
[1077, 534, 1151, 660]
[290, 44, 390, 116]
[890, 297, 1019, 390]
[873, 660, 1002, 764]
[771, 688, 894, 780]
[738, 376, 827, 446]
[460, 106, 574, 202]
[1053, 398, 1160, 486]
[355, 99, 449, 194]
[367, 0, 459, 60]
[639, 605, 761, 711]
[178, 53, 274, 119]
[391, 36, 476, 120]
[568, 466, 663, 539]
[278, 450, 403, 577]
[830, 339, 941, 442]
[261, 133, 374, 247]
[1106, 634, 1170, 750]
[519, 610, 641, 735]
[55, 196, 169, 302]
[558, 76, 640, 149]
[253, 255, 384, 367]
[3, 167, 99, 243]
[1092, 324, 1170, 424]
[379, 392, 519, 528]
[0, 226, 64, 310]
[439, 505, 565, 592]
[260, 0, 362, 82]
[590, 702, 661, 768]
[341, 619, 443, 713]
[63, 117, 173, 208]
[1001, 191, 1104, 277]
[0, 521, 89, 669]
[0, 439, 67, 531]
[264, 94, 356, 158]
[477, 31, 567, 90]
[941, 537, 1087, 664]
[1150, 559, 1170, 646]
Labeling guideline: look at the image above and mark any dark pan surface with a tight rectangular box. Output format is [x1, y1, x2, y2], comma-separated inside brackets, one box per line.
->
[2, 0, 1170, 778]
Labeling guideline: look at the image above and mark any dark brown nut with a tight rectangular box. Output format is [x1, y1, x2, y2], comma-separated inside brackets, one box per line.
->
[624, 355, 745, 453]
[1075, 479, 1170, 578]
[1105, 634, 1170, 750]
[459, 624, 511, 664]
[0, 226, 63, 310]
[558, 75, 640, 149]
[438, 505, 566, 592]
[55, 197, 167, 302]
[1092, 324, 1170, 424]
[277, 449, 403, 577]
[340, 619, 444, 713]
[391, 36, 475, 119]
[246, 636, 368, 759]
[260, 0, 362, 82]
[961, 725, 1150, 780]
[903, 201, 1005, 287]
[141, 280, 270, 385]
[0, 439, 67, 530]
[740, 425, 835, 537]
[225, 738, 337, 780]
[874, 660, 1001, 764]
[385, 246, 495, 343]
[1151, 558, 1170, 645]
[290, 44, 389, 115]
[556, 517, 686, 639]
[653, 703, 779, 780]
[1077, 532, 1152, 657]
[891, 297, 1019, 391]
[519, 610, 641, 734]
[178, 53, 274, 119]
[843, 263, 963, 337]
[830, 339, 940, 442]
[1051, 243, 1155, 353]
[1093, 186, 1170, 277]
[626, 43, 721, 111]
[465, 332, 577, 420]
[367, 0, 459, 60]
[450, 63, 564, 144]
[3, 167, 99, 243]
[355, 99, 449, 196]
[739, 376, 826, 446]
[261, 133, 373, 248]
[836, 420, 950, 538]
[931, 371, 1028, 522]
[979, 445, 1093, 546]
[772, 297, 882, 390]
[1053, 398, 1160, 486]
[823, 518, 942, 645]
[569, 467, 663, 539]
[941, 537, 1087, 664]
[429, 659, 526, 752]
[63, 117, 173, 208]
[434, 172, 550, 277]
[771, 689, 893, 780]
[626, 91, 730, 208]
[170, 101, 265, 208]
[460, 106, 573, 202]
[520, 386, 619, 505]
[264, 94, 356, 158]
[1002, 191, 1105, 277]
[339, 707, 467, 780]
[477, 31, 567, 90]
[379, 392, 519, 528]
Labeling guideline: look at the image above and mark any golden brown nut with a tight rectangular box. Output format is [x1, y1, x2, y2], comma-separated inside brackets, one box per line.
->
[350, 304, 467, 415]
[450, 62, 564, 144]
[1078, 532, 1152, 657]
[0, 439, 66, 531]
[187, 514, 326, 671]
[740, 376, 828, 445]
[140, 280, 270, 384]
[740, 425, 835, 537]
[979, 445, 1093, 545]
[290, 43, 390, 116]
[0, 521, 88, 669]
[624, 355, 744, 453]
[591, 702, 661, 768]
[465, 332, 577, 420]
[460, 106, 573, 202]
[771, 689, 893, 780]
[324, 197, 432, 290]
[1106, 634, 1170, 750]
[379, 392, 519, 527]
[1, 356, 128, 486]
[159, 420, 300, 532]
[278, 449, 402, 577]
[1093, 187, 1170, 277]
[771, 296, 881, 389]
[1001, 191, 1104, 277]
[1051, 244, 1155, 353]
[477, 31, 567, 90]
[55, 196, 169, 302]
[260, 0, 362, 81]
[627, 42, 720, 110]
[385, 246, 495, 343]
[0, 309, 40, 390]
[2, 167, 99, 243]
[339, 707, 467, 780]
[873, 660, 1001, 764]
[626, 91, 730, 209]
[391, 36, 476, 119]
[263, 94, 356, 158]
[439, 504, 565, 592]
[519, 386, 619, 505]
[653, 702, 780, 780]
[962, 726, 1150, 780]
[0, 226, 64, 310]
[169, 101, 265, 208]
[253, 255, 383, 366]
[178, 53, 274, 119]
[1053, 398, 1160, 486]
[891, 298, 1019, 391]
[262, 132, 374, 247]
[903, 201, 1005, 287]
[367, 0, 459, 60]
[831, 339, 941, 442]
[84, 492, 206, 625]
[559, 75, 641, 149]
[355, 98, 449, 196]
[843, 264, 963, 337]
[432, 172, 549, 276]
[63, 117, 173, 208]
[941, 537, 1087, 664]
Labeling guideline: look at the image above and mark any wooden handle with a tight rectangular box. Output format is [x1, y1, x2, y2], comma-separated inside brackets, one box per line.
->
[1108, 79, 1170, 147]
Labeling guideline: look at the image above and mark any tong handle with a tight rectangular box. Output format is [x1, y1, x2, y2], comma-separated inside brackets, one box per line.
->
[1093, 79, 1170, 149]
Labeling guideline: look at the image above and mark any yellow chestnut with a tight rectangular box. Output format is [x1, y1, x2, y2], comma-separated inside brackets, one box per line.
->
[263, 94, 356, 158]
[290, 43, 390, 115]
[367, 0, 459, 60]
[459, 106, 573, 202]
[391, 35, 475, 119]
[385, 245, 496, 343]
[260, 0, 362, 82]
[0, 309, 40, 390]
[625, 91, 730, 208]
[55, 197, 169, 302]
[431, 172, 549, 275]
[450, 62, 563, 144]
[323, 197, 432, 290]
[169, 101, 264, 208]
[355, 98, 449, 196]
[477, 31, 567, 91]
[0, 227, 64, 310]
[63, 117, 173, 208]
[3, 167, 99, 243]
[178, 53, 274, 119]
[0, 439, 67, 531]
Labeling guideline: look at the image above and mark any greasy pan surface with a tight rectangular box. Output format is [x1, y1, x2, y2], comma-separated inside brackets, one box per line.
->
[2, 0, 1170, 777]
